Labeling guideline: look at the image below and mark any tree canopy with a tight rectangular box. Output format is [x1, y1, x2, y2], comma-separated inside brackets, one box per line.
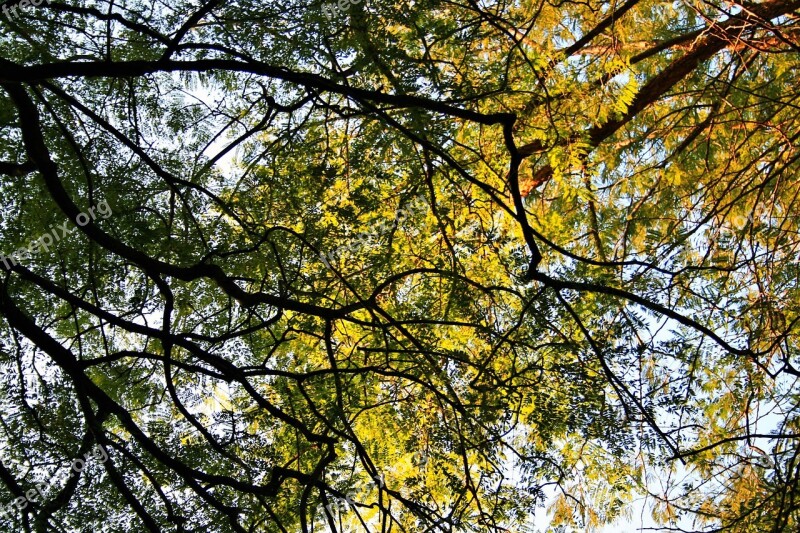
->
[1, 0, 800, 531]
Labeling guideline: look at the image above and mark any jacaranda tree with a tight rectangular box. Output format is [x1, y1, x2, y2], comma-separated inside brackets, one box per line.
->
[2, 0, 800, 531]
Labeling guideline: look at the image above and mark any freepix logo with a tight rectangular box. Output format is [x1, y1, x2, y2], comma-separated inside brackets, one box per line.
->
[1, 199, 112, 269]
[321, 0, 363, 21]
[2, 0, 52, 22]
[0, 444, 108, 520]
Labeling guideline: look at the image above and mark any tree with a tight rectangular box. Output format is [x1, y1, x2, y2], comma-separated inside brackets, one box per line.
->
[1, 0, 800, 531]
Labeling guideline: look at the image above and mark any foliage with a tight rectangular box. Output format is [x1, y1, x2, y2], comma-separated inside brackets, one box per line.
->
[1, 0, 800, 531]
